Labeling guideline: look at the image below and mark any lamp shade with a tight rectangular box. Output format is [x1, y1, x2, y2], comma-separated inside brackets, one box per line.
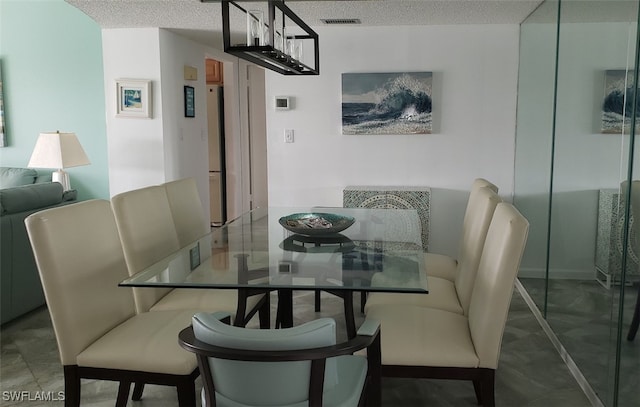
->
[27, 132, 90, 169]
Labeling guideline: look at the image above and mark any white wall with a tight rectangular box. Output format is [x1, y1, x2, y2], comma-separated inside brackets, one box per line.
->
[265, 24, 520, 254]
[101, 28, 249, 222]
[102, 28, 165, 196]
[101, 24, 521, 255]
[266, 25, 520, 205]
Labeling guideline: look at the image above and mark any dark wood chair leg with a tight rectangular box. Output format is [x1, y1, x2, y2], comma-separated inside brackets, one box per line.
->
[234, 288, 249, 327]
[360, 291, 367, 314]
[343, 292, 356, 339]
[315, 289, 321, 312]
[176, 379, 197, 407]
[63, 365, 81, 407]
[480, 370, 495, 407]
[473, 380, 483, 405]
[132, 382, 145, 400]
[259, 292, 271, 329]
[366, 332, 382, 407]
[627, 283, 640, 341]
[115, 381, 131, 407]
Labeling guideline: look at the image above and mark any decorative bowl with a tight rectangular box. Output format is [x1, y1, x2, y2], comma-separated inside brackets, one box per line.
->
[278, 213, 355, 236]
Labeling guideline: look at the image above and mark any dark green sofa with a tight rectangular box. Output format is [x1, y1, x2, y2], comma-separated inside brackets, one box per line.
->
[1, 167, 77, 324]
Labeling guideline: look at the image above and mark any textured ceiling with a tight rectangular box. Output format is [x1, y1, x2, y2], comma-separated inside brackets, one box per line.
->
[66, 0, 640, 48]
[66, 0, 545, 47]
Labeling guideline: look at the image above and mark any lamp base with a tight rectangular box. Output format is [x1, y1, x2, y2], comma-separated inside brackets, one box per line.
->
[52, 170, 71, 191]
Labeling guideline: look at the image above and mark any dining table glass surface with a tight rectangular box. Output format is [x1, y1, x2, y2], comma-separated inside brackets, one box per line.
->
[119, 206, 428, 294]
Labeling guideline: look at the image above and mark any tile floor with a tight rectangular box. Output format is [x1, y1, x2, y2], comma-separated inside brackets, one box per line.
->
[520, 278, 639, 407]
[1, 286, 592, 406]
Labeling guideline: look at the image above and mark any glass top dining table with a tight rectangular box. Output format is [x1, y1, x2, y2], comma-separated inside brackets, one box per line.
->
[120, 206, 428, 338]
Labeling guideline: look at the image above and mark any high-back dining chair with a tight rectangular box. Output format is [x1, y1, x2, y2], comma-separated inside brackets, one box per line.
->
[426, 178, 499, 282]
[111, 185, 270, 328]
[620, 180, 640, 341]
[164, 177, 209, 246]
[25, 200, 199, 406]
[111, 185, 177, 313]
[111, 184, 269, 327]
[365, 202, 529, 406]
[365, 185, 502, 316]
[179, 311, 382, 407]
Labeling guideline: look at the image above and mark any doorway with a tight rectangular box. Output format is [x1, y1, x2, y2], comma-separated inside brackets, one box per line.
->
[205, 58, 268, 224]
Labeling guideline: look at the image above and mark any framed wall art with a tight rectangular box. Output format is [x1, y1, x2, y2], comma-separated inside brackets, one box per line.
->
[601, 70, 639, 134]
[116, 79, 152, 118]
[342, 71, 432, 135]
[184, 86, 195, 118]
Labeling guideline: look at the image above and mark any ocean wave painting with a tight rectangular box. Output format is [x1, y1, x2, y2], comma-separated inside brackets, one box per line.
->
[602, 70, 640, 134]
[342, 72, 432, 135]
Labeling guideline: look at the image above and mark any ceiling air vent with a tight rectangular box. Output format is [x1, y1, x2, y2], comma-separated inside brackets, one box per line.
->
[321, 18, 361, 25]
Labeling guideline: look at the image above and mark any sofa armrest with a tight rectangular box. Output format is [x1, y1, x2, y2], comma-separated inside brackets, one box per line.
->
[63, 189, 78, 201]
[0, 183, 65, 215]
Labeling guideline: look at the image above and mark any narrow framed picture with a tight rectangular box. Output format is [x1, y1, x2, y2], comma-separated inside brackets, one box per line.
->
[184, 86, 195, 118]
[116, 79, 152, 118]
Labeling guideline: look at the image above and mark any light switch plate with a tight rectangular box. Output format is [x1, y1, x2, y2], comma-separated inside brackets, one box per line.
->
[284, 129, 294, 143]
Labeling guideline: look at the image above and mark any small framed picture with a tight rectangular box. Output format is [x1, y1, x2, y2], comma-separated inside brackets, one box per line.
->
[116, 79, 152, 118]
[184, 86, 195, 118]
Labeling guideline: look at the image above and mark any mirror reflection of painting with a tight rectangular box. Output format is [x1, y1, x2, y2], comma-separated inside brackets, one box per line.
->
[123, 88, 143, 109]
[602, 70, 640, 134]
[342, 72, 432, 135]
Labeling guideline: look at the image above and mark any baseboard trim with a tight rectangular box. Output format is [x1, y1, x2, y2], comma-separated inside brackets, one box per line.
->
[518, 267, 595, 280]
[515, 279, 605, 407]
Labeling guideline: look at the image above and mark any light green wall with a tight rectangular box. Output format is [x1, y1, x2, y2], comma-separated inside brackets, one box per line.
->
[0, 0, 108, 200]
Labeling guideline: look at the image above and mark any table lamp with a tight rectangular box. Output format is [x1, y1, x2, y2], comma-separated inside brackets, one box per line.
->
[27, 131, 90, 191]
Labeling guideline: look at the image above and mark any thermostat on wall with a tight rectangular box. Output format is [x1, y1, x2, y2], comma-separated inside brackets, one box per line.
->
[275, 96, 290, 110]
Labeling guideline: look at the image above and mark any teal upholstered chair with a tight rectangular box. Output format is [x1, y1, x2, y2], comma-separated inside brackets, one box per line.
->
[179, 312, 382, 407]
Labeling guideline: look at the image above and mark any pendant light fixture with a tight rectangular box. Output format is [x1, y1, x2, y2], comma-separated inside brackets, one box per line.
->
[204, 0, 319, 75]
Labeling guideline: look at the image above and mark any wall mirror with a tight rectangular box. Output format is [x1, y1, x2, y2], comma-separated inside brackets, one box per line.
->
[0, 60, 6, 147]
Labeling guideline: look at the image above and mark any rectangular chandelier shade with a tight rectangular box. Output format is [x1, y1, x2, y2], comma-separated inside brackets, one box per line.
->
[28, 132, 90, 169]
[212, 0, 319, 75]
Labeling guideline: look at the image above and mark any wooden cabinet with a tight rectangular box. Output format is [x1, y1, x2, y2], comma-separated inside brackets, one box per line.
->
[206, 59, 223, 84]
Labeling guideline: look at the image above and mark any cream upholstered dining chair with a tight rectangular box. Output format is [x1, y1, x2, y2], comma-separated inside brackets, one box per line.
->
[25, 200, 199, 407]
[620, 180, 640, 341]
[426, 178, 498, 281]
[111, 184, 268, 327]
[365, 202, 529, 407]
[179, 311, 382, 407]
[364, 185, 501, 316]
[163, 177, 270, 327]
[163, 177, 210, 246]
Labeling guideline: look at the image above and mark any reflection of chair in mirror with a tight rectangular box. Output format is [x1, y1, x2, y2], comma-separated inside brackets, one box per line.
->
[179, 311, 382, 407]
[25, 200, 199, 406]
[622, 180, 640, 341]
